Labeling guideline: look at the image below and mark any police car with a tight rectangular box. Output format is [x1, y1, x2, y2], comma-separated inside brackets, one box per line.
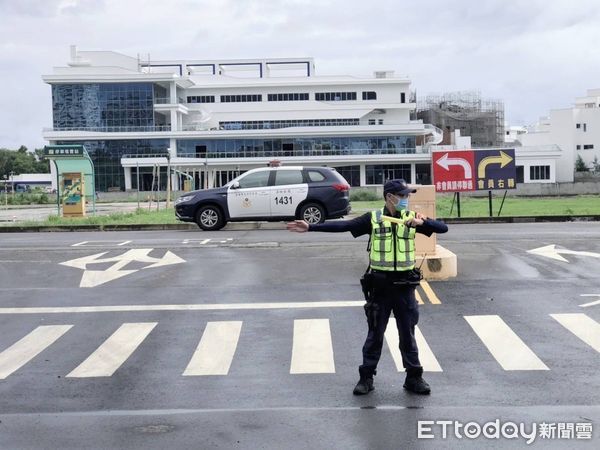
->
[175, 166, 351, 230]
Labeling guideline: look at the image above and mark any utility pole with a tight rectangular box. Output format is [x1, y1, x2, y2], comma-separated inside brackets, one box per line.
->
[3, 175, 7, 210]
[166, 151, 171, 209]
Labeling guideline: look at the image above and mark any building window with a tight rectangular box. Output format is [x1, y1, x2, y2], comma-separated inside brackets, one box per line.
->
[315, 92, 357, 101]
[400, 92, 406, 103]
[529, 165, 550, 180]
[577, 145, 581, 150]
[366, 164, 411, 185]
[583, 123, 587, 132]
[220, 94, 262, 103]
[362, 91, 377, 100]
[516, 166, 524, 183]
[584, 144, 594, 149]
[187, 95, 215, 103]
[368, 119, 376, 125]
[378, 119, 384, 125]
[576, 123, 581, 129]
[335, 166, 361, 187]
[267, 93, 309, 101]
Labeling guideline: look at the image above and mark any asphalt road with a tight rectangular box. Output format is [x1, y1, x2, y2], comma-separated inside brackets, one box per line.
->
[0, 223, 599, 449]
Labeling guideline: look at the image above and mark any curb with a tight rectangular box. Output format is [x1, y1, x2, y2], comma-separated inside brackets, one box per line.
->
[0, 215, 599, 233]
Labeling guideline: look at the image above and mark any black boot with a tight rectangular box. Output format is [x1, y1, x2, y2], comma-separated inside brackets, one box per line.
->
[403, 368, 431, 395]
[353, 369, 374, 395]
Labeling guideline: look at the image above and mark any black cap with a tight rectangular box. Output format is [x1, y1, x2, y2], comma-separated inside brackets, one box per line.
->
[383, 179, 417, 196]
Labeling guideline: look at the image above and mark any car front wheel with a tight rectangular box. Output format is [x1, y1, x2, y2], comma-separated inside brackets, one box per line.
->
[299, 203, 325, 224]
[196, 205, 225, 231]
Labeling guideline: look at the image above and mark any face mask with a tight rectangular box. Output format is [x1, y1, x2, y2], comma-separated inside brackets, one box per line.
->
[395, 197, 409, 211]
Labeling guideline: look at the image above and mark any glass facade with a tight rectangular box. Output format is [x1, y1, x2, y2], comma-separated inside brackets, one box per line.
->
[52, 83, 155, 132]
[57, 139, 169, 191]
[335, 166, 361, 187]
[176, 135, 416, 159]
[366, 164, 412, 184]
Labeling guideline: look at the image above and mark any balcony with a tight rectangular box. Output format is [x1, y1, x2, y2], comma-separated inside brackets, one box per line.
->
[43, 125, 173, 133]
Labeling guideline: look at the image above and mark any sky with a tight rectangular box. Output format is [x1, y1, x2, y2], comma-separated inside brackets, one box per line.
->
[1, 0, 599, 150]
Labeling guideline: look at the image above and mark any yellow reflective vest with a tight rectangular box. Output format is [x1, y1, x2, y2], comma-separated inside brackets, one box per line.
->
[369, 208, 416, 271]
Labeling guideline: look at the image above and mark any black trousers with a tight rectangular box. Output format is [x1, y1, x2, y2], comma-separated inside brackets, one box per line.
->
[359, 276, 422, 377]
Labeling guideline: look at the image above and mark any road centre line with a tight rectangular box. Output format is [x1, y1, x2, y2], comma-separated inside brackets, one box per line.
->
[71, 241, 88, 247]
[0, 301, 366, 314]
[421, 281, 442, 304]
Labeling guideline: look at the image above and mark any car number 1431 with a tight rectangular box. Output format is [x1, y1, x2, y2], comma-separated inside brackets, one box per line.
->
[274, 196, 293, 205]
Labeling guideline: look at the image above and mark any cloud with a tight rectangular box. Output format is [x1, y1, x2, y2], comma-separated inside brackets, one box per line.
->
[0, 0, 599, 149]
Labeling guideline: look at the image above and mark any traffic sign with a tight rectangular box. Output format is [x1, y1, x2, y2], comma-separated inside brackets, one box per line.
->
[432, 149, 516, 192]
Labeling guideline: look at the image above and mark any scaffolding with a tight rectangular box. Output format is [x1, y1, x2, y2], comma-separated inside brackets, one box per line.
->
[417, 91, 505, 147]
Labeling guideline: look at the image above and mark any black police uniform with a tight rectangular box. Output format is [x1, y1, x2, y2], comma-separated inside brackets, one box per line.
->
[307, 195, 448, 394]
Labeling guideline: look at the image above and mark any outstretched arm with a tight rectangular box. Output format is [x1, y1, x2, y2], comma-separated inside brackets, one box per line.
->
[287, 212, 372, 236]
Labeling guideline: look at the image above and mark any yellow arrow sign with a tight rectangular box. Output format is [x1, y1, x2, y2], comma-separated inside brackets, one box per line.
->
[477, 150, 513, 178]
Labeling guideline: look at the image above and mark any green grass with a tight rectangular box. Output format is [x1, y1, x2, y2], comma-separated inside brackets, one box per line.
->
[14, 208, 180, 227]
[351, 195, 600, 217]
[3, 195, 600, 227]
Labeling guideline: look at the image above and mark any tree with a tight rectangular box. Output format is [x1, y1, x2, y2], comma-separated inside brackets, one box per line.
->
[592, 156, 600, 174]
[575, 154, 589, 172]
[0, 146, 50, 179]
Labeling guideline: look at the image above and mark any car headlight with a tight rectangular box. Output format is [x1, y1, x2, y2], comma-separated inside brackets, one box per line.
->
[175, 195, 195, 204]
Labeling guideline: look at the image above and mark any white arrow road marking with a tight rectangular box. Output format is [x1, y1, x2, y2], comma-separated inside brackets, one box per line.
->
[579, 294, 600, 308]
[527, 244, 600, 263]
[436, 153, 472, 178]
[60, 249, 186, 288]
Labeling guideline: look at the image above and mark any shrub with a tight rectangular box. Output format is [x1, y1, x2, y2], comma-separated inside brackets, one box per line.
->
[350, 189, 380, 202]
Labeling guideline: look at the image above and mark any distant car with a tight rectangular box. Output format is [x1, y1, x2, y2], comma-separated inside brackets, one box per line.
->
[175, 166, 351, 230]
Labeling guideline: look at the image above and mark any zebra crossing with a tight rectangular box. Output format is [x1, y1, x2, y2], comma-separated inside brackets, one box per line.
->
[0, 313, 599, 380]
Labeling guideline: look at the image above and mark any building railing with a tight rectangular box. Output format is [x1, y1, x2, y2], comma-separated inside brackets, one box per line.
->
[43, 125, 173, 133]
[121, 147, 428, 161]
[154, 97, 185, 104]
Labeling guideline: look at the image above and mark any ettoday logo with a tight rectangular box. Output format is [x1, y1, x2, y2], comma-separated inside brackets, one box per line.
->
[417, 420, 593, 444]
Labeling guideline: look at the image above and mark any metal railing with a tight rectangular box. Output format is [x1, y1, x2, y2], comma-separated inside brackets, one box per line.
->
[154, 97, 185, 104]
[43, 125, 172, 133]
[121, 147, 427, 161]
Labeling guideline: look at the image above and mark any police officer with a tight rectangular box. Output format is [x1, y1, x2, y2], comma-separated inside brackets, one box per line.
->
[287, 179, 448, 395]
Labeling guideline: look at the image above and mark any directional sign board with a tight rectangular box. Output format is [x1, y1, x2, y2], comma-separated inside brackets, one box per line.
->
[432, 149, 516, 192]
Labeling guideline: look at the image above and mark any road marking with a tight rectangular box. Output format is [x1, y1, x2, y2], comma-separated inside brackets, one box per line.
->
[183, 321, 242, 376]
[66, 323, 157, 378]
[421, 281, 441, 304]
[60, 249, 186, 288]
[290, 319, 335, 374]
[117, 241, 131, 246]
[528, 244, 600, 263]
[0, 301, 365, 314]
[71, 241, 88, 247]
[579, 294, 600, 308]
[550, 314, 600, 353]
[0, 325, 73, 379]
[385, 325, 442, 372]
[415, 290, 424, 305]
[464, 315, 549, 370]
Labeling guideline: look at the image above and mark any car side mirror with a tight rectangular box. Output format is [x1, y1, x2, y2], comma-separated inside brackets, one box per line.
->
[231, 181, 240, 189]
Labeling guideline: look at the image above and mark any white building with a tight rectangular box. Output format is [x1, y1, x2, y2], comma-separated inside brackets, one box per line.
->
[42, 46, 443, 192]
[513, 89, 600, 183]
